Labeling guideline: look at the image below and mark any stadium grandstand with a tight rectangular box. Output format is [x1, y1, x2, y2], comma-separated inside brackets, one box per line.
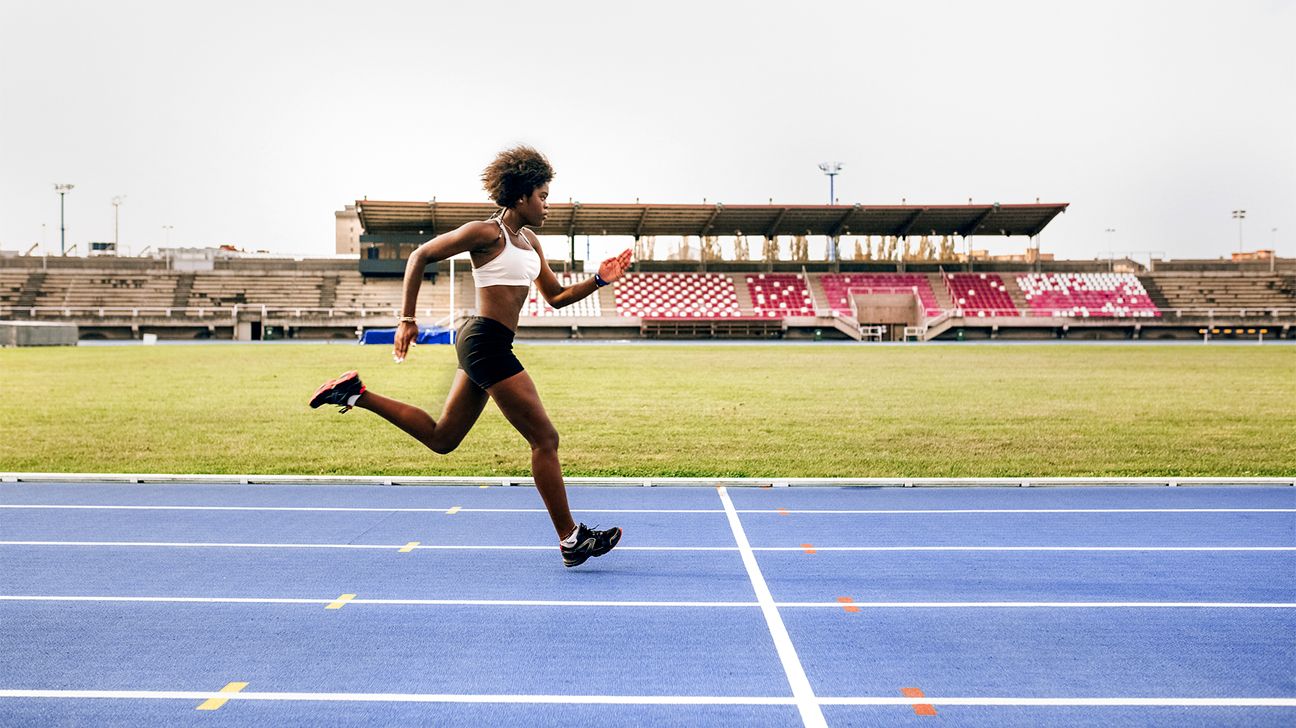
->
[1, 200, 1293, 343]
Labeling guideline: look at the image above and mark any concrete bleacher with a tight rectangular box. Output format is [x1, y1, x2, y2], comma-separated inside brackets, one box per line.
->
[333, 275, 407, 311]
[745, 273, 814, 317]
[29, 271, 181, 309]
[819, 273, 942, 317]
[1146, 272, 1296, 313]
[946, 273, 1020, 318]
[1016, 272, 1160, 318]
[187, 272, 325, 309]
[0, 270, 28, 306]
[615, 273, 742, 318]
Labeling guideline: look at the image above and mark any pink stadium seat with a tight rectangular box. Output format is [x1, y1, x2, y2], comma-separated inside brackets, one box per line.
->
[1015, 273, 1162, 318]
[614, 273, 742, 318]
[745, 273, 814, 318]
[820, 274, 942, 317]
[945, 273, 1020, 317]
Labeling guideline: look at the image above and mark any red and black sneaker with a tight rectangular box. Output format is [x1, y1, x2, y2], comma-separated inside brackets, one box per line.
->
[309, 370, 365, 413]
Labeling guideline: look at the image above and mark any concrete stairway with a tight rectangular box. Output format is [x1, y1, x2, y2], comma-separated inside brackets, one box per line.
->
[17, 272, 46, 308]
[171, 273, 195, 308]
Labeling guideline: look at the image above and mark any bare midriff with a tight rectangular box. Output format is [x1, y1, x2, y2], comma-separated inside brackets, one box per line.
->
[475, 285, 529, 331]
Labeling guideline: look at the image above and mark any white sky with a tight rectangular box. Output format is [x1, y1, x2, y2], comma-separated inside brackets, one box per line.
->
[1, 0, 1292, 263]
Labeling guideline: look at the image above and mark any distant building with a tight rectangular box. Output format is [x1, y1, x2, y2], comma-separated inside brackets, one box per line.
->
[335, 205, 360, 255]
[1232, 249, 1275, 262]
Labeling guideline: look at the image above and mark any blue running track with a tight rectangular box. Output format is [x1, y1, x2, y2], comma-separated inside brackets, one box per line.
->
[1, 482, 1292, 726]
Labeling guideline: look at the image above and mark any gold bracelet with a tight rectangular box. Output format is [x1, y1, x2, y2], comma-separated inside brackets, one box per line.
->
[398, 316, 416, 323]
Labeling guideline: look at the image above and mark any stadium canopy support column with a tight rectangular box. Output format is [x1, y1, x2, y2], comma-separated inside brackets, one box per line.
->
[569, 234, 575, 268]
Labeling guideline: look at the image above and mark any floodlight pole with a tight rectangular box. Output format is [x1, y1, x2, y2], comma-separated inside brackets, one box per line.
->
[112, 195, 126, 248]
[54, 183, 75, 255]
[1105, 228, 1116, 272]
[818, 162, 842, 206]
[1232, 210, 1246, 253]
[818, 162, 843, 263]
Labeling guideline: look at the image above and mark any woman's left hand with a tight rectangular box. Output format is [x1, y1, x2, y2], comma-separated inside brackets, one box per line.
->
[598, 249, 633, 283]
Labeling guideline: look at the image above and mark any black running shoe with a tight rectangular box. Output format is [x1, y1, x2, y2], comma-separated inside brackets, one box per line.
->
[561, 523, 622, 568]
[309, 370, 365, 413]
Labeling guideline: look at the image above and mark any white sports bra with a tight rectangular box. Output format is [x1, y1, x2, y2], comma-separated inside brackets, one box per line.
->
[472, 218, 542, 288]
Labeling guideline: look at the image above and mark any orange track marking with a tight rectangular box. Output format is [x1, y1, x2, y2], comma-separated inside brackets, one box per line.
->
[902, 687, 937, 716]
[836, 596, 860, 613]
[801, 543, 816, 554]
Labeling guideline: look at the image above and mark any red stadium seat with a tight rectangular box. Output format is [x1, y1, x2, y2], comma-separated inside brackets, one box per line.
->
[614, 273, 742, 318]
[1016, 273, 1162, 318]
[945, 273, 1020, 317]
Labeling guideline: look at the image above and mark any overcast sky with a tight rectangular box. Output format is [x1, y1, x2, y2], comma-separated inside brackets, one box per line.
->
[2, 0, 1292, 263]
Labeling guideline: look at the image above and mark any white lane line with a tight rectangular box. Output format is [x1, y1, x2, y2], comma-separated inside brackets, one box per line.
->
[762, 546, 1296, 552]
[3, 595, 1292, 609]
[0, 596, 332, 605]
[0, 595, 757, 607]
[820, 696, 1296, 707]
[779, 601, 1296, 609]
[0, 689, 1291, 708]
[2, 504, 1291, 514]
[0, 689, 793, 705]
[1, 541, 1291, 552]
[0, 505, 724, 513]
[718, 486, 826, 728]
[0, 541, 735, 551]
[749, 508, 1296, 514]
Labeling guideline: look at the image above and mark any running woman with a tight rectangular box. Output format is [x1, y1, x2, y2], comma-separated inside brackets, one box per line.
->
[310, 145, 632, 567]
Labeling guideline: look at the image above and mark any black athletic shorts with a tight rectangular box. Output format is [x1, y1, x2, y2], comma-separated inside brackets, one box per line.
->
[456, 316, 525, 390]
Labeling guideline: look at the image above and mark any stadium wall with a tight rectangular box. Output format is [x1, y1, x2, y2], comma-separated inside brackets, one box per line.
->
[1, 256, 1292, 342]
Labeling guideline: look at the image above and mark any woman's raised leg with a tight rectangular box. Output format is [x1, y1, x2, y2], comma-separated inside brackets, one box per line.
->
[358, 369, 489, 454]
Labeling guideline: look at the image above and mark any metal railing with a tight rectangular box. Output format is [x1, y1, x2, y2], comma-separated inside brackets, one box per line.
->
[0, 306, 450, 320]
[3, 304, 1292, 326]
[924, 306, 1296, 321]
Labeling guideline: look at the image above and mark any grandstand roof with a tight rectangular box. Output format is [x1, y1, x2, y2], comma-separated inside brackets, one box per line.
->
[355, 200, 1068, 239]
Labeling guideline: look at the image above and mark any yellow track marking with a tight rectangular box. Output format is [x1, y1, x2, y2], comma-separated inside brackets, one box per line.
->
[445, 506, 461, 515]
[326, 594, 356, 610]
[399, 542, 419, 553]
[195, 681, 248, 710]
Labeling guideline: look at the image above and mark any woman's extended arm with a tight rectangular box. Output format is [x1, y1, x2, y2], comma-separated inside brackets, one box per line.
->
[394, 221, 495, 361]
[531, 234, 632, 309]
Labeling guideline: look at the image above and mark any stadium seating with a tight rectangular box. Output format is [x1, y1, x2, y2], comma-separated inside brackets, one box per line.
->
[745, 273, 814, 317]
[1147, 273, 1295, 313]
[615, 273, 742, 318]
[524, 273, 600, 316]
[820, 274, 942, 317]
[0, 270, 28, 306]
[188, 273, 325, 308]
[333, 276, 407, 310]
[945, 273, 1020, 317]
[29, 271, 181, 309]
[1016, 272, 1161, 318]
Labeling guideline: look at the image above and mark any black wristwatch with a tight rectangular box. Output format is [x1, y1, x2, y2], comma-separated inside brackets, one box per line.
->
[594, 273, 610, 288]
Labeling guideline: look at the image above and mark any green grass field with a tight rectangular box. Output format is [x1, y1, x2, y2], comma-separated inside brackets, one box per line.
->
[1, 343, 1293, 477]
